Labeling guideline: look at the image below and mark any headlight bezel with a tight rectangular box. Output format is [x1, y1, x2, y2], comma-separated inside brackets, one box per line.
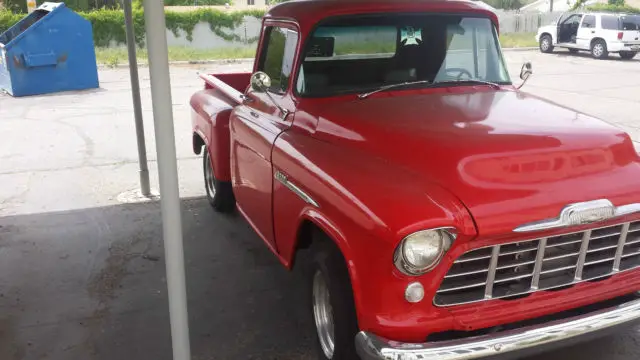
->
[394, 228, 457, 276]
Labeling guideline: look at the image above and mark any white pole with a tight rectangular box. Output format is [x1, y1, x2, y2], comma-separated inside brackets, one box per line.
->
[142, 1, 192, 359]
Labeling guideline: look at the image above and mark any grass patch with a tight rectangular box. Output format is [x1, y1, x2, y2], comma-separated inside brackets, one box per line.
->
[499, 33, 537, 48]
[95, 46, 257, 66]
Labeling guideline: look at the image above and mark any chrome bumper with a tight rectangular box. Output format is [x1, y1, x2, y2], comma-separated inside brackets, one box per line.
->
[356, 296, 640, 360]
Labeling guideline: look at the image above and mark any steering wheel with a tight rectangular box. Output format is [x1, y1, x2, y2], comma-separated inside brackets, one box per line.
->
[445, 68, 473, 80]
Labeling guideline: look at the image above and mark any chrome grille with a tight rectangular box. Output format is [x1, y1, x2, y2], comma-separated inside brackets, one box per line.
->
[435, 221, 640, 307]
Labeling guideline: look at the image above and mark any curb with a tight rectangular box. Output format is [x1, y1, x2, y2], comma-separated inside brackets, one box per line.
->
[100, 57, 255, 69]
[99, 48, 539, 68]
[502, 47, 538, 52]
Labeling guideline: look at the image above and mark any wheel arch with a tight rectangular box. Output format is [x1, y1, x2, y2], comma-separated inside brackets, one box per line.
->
[590, 37, 606, 48]
[193, 131, 206, 155]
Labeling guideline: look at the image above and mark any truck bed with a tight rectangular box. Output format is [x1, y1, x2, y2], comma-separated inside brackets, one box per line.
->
[200, 72, 251, 105]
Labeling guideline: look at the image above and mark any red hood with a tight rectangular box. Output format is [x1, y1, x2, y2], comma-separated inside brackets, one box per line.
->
[300, 89, 640, 237]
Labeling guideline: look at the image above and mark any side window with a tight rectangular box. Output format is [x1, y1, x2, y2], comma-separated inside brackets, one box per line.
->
[601, 15, 620, 30]
[258, 27, 299, 94]
[581, 15, 596, 28]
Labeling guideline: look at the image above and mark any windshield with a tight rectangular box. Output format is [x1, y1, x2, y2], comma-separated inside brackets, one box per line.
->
[295, 14, 511, 97]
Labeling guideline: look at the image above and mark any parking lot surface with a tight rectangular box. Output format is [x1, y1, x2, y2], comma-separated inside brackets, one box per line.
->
[0, 50, 639, 360]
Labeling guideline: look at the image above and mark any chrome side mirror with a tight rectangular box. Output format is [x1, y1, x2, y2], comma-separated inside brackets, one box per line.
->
[248, 71, 290, 119]
[250, 71, 271, 92]
[517, 62, 533, 90]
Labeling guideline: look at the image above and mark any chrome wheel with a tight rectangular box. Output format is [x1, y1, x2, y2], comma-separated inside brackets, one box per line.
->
[204, 152, 216, 198]
[541, 38, 550, 51]
[593, 43, 604, 57]
[313, 270, 335, 359]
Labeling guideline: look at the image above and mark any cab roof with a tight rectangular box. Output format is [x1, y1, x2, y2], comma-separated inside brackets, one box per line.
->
[265, 0, 499, 34]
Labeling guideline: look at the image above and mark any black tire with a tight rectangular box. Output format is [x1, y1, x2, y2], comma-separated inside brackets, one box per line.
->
[620, 51, 637, 60]
[203, 146, 235, 212]
[307, 236, 359, 360]
[591, 39, 608, 59]
[539, 34, 554, 53]
[568, 48, 579, 54]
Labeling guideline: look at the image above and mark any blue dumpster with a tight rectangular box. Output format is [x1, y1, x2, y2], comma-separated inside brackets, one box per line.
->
[0, 2, 99, 97]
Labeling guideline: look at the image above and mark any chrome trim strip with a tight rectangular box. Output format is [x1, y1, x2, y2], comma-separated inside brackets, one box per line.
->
[484, 246, 500, 299]
[514, 200, 640, 233]
[613, 223, 630, 272]
[530, 238, 546, 290]
[356, 297, 640, 360]
[274, 171, 319, 208]
[574, 230, 592, 281]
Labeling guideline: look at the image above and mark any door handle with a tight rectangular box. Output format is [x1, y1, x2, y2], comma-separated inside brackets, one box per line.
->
[591, 31, 595, 33]
[250, 111, 260, 118]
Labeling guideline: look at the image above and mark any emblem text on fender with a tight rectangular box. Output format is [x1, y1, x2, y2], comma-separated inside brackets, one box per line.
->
[514, 199, 640, 233]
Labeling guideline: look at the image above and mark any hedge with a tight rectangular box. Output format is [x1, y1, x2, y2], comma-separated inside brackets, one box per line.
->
[0, 7, 265, 47]
[585, 3, 640, 13]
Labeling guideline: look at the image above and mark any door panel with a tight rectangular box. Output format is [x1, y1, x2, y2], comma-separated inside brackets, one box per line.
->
[230, 25, 299, 250]
[577, 15, 596, 49]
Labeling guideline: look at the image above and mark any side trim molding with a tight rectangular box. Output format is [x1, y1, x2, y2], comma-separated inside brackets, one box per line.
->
[274, 171, 319, 208]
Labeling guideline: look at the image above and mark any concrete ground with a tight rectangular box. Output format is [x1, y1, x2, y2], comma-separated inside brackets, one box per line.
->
[1, 49, 640, 360]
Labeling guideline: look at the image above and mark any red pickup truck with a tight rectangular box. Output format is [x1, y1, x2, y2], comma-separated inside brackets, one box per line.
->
[190, 1, 640, 359]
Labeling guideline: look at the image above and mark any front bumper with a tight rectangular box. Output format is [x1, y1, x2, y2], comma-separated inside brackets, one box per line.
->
[356, 295, 640, 360]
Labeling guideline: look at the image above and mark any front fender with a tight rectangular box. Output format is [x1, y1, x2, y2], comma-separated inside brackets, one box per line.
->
[272, 130, 477, 341]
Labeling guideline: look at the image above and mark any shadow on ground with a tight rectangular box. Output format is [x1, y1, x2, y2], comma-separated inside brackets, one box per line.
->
[0, 197, 313, 360]
[0, 198, 638, 360]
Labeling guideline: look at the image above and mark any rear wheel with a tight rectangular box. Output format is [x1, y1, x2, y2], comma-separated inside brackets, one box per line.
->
[539, 34, 554, 53]
[203, 146, 235, 212]
[591, 40, 608, 59]
[307, 237, 359, 360]
[620, 51, 637, 60]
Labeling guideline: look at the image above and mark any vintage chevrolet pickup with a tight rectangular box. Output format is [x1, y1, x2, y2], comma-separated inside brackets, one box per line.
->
[189, 0, 640, 359]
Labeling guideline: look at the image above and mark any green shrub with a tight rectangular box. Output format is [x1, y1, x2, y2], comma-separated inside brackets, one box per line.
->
[586, 3, 640, 13]
[0, 7, 265, 47]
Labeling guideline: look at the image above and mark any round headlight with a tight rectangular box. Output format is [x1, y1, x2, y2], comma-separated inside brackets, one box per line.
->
[395, 229, 455, 275]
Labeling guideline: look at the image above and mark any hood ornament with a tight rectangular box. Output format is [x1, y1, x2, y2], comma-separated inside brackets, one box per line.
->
[514, 199, 640, 233]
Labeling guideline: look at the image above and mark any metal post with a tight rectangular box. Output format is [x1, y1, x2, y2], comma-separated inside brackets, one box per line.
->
[550, 0, 554, 12]
[123, 0, 151, 197]
[142, 1, 192, 359]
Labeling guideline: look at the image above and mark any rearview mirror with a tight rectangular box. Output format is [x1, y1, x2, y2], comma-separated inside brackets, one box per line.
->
[517, 62, 533, 90]
[250, 71, 271, 92]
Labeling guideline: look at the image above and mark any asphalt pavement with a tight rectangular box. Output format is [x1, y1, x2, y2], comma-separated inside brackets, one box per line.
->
[0, 49, 639, 360]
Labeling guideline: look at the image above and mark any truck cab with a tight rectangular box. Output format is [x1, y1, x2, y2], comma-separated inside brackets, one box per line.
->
[190, 1, 640, 359]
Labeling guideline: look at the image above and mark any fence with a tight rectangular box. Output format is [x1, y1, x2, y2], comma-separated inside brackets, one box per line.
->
[496, 11, 565, 33]
[105, 11, 564, 49]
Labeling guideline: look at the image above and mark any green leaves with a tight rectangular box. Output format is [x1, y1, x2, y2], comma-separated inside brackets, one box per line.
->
[0, 8, 265, 48]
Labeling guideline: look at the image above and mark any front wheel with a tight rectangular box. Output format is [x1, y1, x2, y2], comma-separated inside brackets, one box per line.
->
[309, 239, 359, 360]
[591, 40, 608, 59]
[203, 146, 235, 212]
[539, 34, 554, 53]
[620, 51, 637, 60]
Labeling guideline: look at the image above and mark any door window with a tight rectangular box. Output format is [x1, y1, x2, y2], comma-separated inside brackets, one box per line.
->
[258, 26, 299, 94]
[581, 15, 596, 29]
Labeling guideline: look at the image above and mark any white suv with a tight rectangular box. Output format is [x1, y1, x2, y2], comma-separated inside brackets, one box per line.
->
[536, 12, 640, 59]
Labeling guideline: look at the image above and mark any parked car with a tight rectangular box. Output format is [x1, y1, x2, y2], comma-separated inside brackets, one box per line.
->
[536, 11, 640, 59]
[190, 1, 640, 359]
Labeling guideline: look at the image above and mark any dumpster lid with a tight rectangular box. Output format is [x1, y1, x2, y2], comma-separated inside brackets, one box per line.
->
[0, 2, 65, 50]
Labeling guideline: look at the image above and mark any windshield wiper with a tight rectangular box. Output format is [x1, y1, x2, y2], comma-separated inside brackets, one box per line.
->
[357, 80, 431, 99]
[430, 79, 501, 89]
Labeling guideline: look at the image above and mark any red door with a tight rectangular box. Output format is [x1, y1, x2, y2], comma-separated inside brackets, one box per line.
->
[230, 24, 300, 250]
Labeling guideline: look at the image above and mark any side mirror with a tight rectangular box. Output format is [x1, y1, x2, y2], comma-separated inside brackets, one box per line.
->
[248, 71, 290, 119]
[250, 71, 271, 93]
[517, 62, 533, 90]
